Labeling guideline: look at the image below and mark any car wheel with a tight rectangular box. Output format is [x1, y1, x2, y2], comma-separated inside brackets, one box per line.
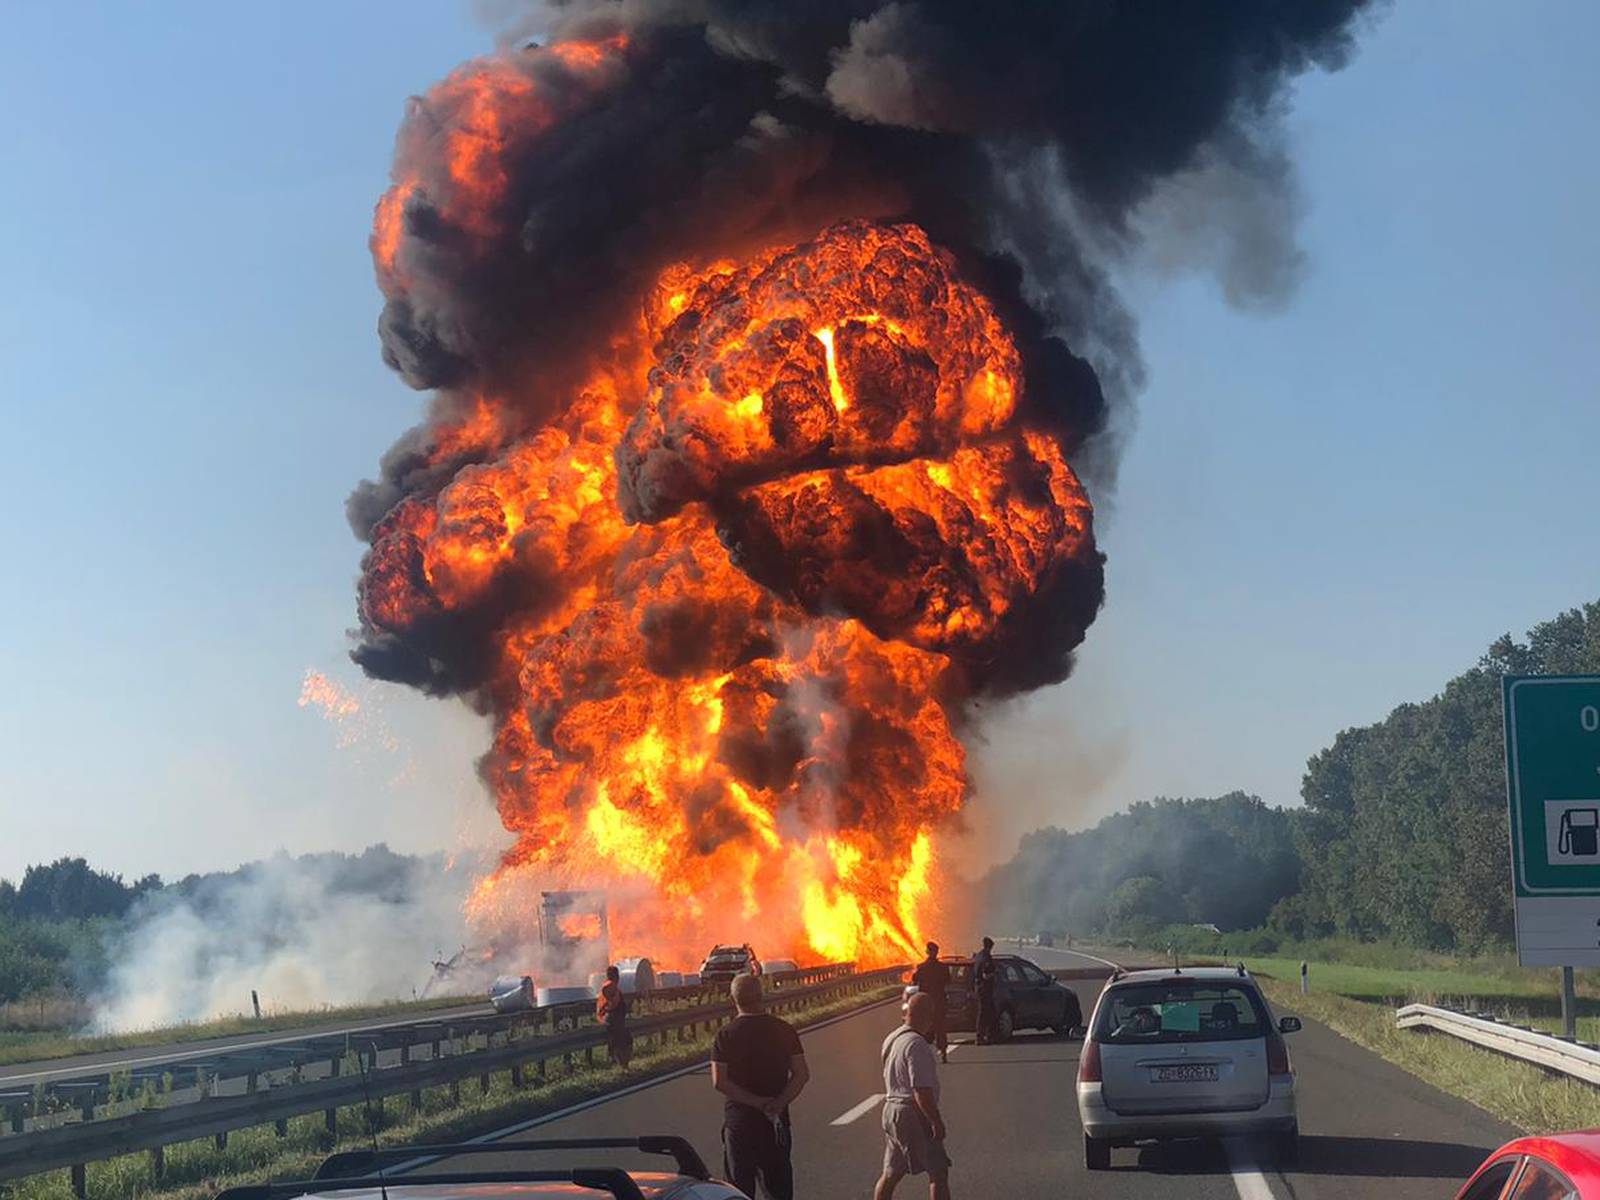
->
[1274, 1126, 1300, 1167]
[996, 1008, 1015, 1042]
[1084, 1133, 1110, 1170]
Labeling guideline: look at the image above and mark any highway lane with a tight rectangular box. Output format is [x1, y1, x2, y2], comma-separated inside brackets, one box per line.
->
[408, 951, 1515, 1199]
[0, 1003, 491, 1088]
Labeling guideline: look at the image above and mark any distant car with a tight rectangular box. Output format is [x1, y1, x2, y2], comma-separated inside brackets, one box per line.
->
[763, 959, 799, 976]
[488, 974, 534, 1013]
[1037, 931, 1055, 948]
[699, 944, 760, 988]
[940, 953, 1082, 1041]
[214, 1134, 751, 1200]
[1455, 1131, 1600, 1198]
[1076, 966, 1301, 1171]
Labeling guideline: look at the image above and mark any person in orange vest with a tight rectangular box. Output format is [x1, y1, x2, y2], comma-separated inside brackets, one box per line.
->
[597, 964, 632, 1071]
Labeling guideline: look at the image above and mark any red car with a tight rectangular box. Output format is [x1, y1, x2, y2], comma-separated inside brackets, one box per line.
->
[1456, 1132, 1600, 1199]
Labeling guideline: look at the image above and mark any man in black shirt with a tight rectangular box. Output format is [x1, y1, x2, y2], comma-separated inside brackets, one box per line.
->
[911, 942, 952, 1063]
[972, 936, 998, 1045]
[711, 972, 810, 1200]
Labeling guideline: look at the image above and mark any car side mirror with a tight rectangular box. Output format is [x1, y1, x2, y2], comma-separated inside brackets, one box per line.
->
[1278, 1016, 1302, 1034]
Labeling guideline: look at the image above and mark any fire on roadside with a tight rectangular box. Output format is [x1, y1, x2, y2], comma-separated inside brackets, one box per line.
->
[354, 37, 1102, 971]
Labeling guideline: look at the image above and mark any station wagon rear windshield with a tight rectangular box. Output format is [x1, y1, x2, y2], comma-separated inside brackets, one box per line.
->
[1094, 981, 1270, 1044]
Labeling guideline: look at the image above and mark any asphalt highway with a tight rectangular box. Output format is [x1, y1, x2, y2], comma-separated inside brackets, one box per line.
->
[414, 947, 1517, 1199]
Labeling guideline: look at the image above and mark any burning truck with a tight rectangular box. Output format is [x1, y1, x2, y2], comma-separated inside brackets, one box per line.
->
[345, 5, 1371, 972]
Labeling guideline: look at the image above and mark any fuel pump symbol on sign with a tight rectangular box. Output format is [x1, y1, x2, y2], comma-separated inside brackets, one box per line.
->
[1559, 808, 1600, 857]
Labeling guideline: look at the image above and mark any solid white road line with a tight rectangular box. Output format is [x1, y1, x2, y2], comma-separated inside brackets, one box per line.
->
[831, 1094, 883, 1125]
[1225, 1141, 1280, 1200]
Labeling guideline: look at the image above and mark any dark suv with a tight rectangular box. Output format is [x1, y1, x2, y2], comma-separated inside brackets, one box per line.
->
[699, 943, 760, 988]
[940, 954, 1082, 1041]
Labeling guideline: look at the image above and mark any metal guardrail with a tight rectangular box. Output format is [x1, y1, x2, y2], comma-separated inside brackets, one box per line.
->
[0, 963, 852, 1125]
[1396, 1002, 1600, 1084]
[0, 963, 903, 1194]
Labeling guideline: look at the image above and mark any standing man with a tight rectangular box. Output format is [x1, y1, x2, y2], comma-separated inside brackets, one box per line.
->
[597, 964, 632, 1071]
[711, 972, 810, 1200]
[911, 942, 952, 1063]
[972, 936, 998, 1045]
[875, 991, 952, 1200]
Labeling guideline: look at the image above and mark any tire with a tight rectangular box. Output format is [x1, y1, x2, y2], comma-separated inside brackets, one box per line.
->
[1084, 1133, 1110, 1171]
[996, 1008, 1015, 1042]
[1274, 1126, 1300, 1168]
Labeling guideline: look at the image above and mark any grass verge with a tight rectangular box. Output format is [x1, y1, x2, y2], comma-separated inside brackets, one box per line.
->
[0, 995, 483, 1069]
[1260, 977, 1600, 1134]
[7, 986, 899, 1200]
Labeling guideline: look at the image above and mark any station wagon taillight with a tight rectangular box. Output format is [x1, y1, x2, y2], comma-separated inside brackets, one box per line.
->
[1266, 1030, 1292, 1076]
[1078, 1038, 1103, 1083]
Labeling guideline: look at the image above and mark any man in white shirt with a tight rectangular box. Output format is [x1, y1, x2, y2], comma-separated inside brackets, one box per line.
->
[875, 991, 952, 1200]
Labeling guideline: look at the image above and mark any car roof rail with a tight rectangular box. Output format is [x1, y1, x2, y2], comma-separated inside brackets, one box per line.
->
[314, 1136, 711, 1182]
[217, 1167, 647, 1199]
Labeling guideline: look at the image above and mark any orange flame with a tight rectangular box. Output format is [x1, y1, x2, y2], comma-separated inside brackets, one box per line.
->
[365, 130, 1096, 966]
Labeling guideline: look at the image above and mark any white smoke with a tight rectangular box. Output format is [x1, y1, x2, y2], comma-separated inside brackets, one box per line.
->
[91, 846, 526, 1032]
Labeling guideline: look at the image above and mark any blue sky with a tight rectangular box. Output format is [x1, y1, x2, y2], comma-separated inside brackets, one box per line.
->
[2, 1, 1596, 881]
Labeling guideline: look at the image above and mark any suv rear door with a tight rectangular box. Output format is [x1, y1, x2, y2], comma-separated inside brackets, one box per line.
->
[1095, 979, 1272, 1114]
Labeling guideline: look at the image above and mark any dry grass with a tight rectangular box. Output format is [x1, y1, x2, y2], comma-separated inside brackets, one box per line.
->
[1262, 977, 1600, 1134]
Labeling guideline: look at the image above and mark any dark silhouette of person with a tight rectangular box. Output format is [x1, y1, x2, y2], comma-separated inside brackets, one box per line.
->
[911, 942, 952, 1063]
[972, 937, 998, 1045]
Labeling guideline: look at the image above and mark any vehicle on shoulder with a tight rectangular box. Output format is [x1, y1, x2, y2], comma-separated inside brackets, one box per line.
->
[1076, 965, 1301, 1171]
[488, 973, 534, 1013]
[1456, 1131, 1598, 1199]
[763, 959, 800, 976]
[213, 1134, 750, 1199]
[698, 943, 760, 987]
[936, 953, 1082, 1041]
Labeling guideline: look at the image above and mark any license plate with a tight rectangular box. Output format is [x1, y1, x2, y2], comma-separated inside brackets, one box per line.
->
[1152, 1064, 1218, 1083]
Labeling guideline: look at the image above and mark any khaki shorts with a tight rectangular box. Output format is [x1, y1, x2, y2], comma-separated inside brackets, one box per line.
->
[882, 1097, 952, 1176]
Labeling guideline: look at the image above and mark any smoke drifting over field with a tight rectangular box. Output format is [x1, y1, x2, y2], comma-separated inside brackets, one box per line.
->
[347, 2, 1375, 965]
[93, 849, 489, 1031]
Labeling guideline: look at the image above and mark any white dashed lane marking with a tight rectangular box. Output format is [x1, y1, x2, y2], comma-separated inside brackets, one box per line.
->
[831, 1093, 884, 1125]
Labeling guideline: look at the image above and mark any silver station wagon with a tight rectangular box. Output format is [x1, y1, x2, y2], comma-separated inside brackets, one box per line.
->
[1076, 966, 1301, 1170]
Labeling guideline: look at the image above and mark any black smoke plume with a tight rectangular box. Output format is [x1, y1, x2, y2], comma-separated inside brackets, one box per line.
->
[351, 0, 1375, 686]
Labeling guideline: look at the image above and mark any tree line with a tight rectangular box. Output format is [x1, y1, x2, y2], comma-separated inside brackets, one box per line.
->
[0, 846, 428, 1005]
[986, 599, 1600, 955]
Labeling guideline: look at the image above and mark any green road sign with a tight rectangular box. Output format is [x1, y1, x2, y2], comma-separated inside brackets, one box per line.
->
[1504, 675, 1600, 966]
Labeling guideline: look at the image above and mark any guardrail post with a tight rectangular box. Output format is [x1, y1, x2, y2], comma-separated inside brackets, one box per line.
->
[511, 1064, 524, 1088]
[479, 1071, 490, 1094]
[1563, 967, 1578, 1040]
[214, 1131, 228, 1151]
[404, 1044, 421, 1111]
[275, 1117, 289, 1137]
[70, 1162, 85, 1199]
[150, 1144, 165, 1181]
